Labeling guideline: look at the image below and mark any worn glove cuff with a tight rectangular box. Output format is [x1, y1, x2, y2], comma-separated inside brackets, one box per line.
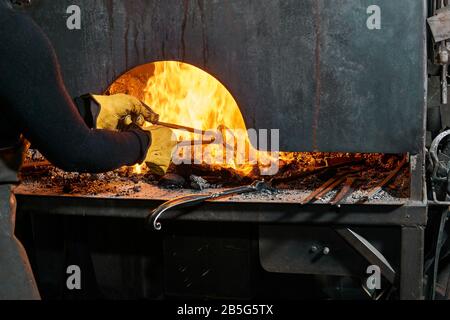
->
[73, 94, 99, 128]
[128, 125, 151, 164]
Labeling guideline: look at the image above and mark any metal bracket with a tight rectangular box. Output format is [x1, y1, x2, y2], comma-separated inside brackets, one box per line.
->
[428, 2, 450, 104]
[334, 227, 396, 285]
[428, 5, 450, 43]
[425, 208, 449, 299]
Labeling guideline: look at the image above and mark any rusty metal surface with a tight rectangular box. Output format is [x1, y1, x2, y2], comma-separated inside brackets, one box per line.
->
[14, 190, 427, 227]
[259, 225, 400, 279]
[26, 0, 426, 153]
[14, 177, 410, 205]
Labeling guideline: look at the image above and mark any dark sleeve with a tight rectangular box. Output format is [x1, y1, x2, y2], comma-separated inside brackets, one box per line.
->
[73, 94, 99, 129]
[0, 11, 150, 173]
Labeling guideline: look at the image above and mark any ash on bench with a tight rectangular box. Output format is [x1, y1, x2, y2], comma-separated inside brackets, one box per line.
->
[17, 149, 410, 204]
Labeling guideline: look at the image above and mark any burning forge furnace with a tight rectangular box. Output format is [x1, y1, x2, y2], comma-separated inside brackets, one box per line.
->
[13, 0, 449, 300]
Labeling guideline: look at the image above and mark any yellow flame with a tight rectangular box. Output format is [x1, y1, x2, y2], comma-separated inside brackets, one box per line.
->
[108, 61, 390, 179]
[145, 61, 247, 136]
[143, 61, 267, 176]
[133, 164, 143, 175]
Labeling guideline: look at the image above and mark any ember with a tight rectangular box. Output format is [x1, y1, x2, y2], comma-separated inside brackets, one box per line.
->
[20, 149, 409, 204]
[106, 61, 410, 183]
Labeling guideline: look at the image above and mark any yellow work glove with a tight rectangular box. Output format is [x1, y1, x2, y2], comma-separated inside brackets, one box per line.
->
[91, 94, 159, 130]
[143, 125, 178, 176]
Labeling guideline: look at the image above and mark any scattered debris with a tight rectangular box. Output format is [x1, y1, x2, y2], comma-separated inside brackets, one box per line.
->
[356, 156, 408, 204]
[18, 150, 410, 203]
[190, 175, 211, 191]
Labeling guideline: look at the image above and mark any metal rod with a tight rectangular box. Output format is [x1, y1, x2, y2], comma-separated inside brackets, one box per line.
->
[443, 62, 448, 105]
[140, 100, 209, 135]
[300, 170, 354, 205]
[155, 121, 210, 135]
[330, 176, 358, 206]
[357, 157, 407, 204]
[315, 176, 349, 201]
[176, 138, 216, 147]
[21, 160, 51, 169]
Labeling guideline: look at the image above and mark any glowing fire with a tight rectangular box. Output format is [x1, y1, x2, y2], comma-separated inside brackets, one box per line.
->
[107, 61, 397, 180]
[133, 164, 143, 175]
[145, 62, 247, 138]
[141, 61, 277, 176]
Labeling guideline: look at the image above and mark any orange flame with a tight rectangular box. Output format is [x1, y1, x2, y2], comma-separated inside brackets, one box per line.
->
[133, 164, 143, 175]
[142, 61, 276, 176]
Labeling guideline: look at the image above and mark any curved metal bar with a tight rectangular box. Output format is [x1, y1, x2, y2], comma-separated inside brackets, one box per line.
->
[147, 181, 268, 231]
[147, 194, 211, 231]
[430, 130, 450, 175]
[429, 130, 450, 204]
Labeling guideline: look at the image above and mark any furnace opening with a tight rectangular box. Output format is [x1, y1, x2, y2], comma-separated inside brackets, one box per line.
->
[107, 61, 278, 177]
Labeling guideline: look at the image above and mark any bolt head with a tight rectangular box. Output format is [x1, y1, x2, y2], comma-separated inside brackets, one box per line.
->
[310, 245, 319, 253]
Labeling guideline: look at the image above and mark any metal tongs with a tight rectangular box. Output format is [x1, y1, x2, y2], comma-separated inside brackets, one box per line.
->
[146, 180, 270, 231]
[140, 101, 244, 151]
[141, 101, 216, 146]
